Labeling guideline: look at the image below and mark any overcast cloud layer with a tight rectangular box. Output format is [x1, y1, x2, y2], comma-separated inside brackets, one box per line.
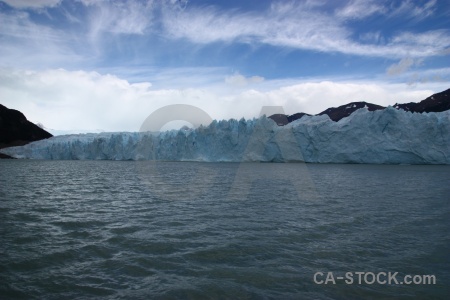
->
[0, 0, 449, 132]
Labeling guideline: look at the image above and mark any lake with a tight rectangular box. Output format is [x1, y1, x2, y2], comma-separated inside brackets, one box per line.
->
[0, 160, 449, 299]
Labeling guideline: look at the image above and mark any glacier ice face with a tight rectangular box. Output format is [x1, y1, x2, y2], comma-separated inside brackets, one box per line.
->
[288, 108, 450, 164]
[1, 107, 449, 164]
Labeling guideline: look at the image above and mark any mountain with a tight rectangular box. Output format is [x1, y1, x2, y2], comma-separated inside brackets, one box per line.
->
[317, 102, 385, 122]
[268, 102, 384, 124]
[0, 104, 52, 158]
[269, 88, 450, 125]
[393, 88, 450, 113]
[268, 112, 311, 125]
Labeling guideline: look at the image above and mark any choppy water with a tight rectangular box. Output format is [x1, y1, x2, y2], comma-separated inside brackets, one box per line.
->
[0, 160, 449, 299]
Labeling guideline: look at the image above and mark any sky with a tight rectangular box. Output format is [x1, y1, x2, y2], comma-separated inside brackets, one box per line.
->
[0, 0, 449, 133]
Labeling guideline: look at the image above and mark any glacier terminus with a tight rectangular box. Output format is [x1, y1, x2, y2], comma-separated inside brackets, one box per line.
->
[1, 107, 449, 164]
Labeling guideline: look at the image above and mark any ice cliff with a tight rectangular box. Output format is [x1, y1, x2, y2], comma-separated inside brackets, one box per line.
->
[1, 107, 449, 164]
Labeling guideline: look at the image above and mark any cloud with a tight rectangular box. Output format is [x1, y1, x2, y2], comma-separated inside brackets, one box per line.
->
[335, 0, 385, 20]
[359, 31, 385, 44]
[86, 0, 155, 36]
[161, 1, 450, 58]
[405, 67, 450, 86]
[1, 68, 446, 132]
[1, 0, 449, 69]
[162, 2, 349, 47]
[0, 68, 154, 131]
[391, 30, 448, 48]
[386, 58, 423, 75]
[225, 73, 264, 87]
[0, 1, 160, 68]
[0, 11, 82, 68]
[389, 0, 437, 20]
[336, 0, 438, 21]
[0, 0, 61, 9]
[0, 11, 60, 40]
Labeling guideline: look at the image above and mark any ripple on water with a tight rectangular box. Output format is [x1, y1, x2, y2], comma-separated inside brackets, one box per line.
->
[0, 161, 449, 299]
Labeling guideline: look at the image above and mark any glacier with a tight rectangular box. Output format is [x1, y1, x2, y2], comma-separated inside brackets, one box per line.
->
[1, 107, 449, 164]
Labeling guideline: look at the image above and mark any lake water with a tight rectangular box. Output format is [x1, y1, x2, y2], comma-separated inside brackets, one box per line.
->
[0, 160, 449, 299]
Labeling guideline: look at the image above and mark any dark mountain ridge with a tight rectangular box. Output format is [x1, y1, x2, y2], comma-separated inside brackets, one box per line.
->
[393, 88, 450, 113]
[269, 88, 450, 124]
[268, 112, 312, 126]
[317, 102, 385, 122]
[0, 104, 52, 158]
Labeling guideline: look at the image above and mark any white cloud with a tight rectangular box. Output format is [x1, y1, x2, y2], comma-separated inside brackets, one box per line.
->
[1, 68, 446, 132]
[0, 11, 61, 40]
[161, 1, 450, 58]
[0, 11, 82, 68]
[390, 0, 437, 19]
[81, 0, 187, 38]
[391, 30, 447, 47]
[386, 57, 423, 75]
[1, 0, 448, 67]
[405, 67, 450, 86]
[0, 0, 61, 9]
[86, 0, 155, 37]
[76, 0, 100, 6]
[0, 68, 153, 131]
[336, 0, 437, 21]
[225, 73, 264, 87]
[162, 2, 349, 48]
[359, 31, 384, 44]
[335, 0, 385, 20]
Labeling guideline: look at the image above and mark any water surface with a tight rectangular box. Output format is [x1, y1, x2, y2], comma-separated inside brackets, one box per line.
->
[0, 161, 449, 299]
